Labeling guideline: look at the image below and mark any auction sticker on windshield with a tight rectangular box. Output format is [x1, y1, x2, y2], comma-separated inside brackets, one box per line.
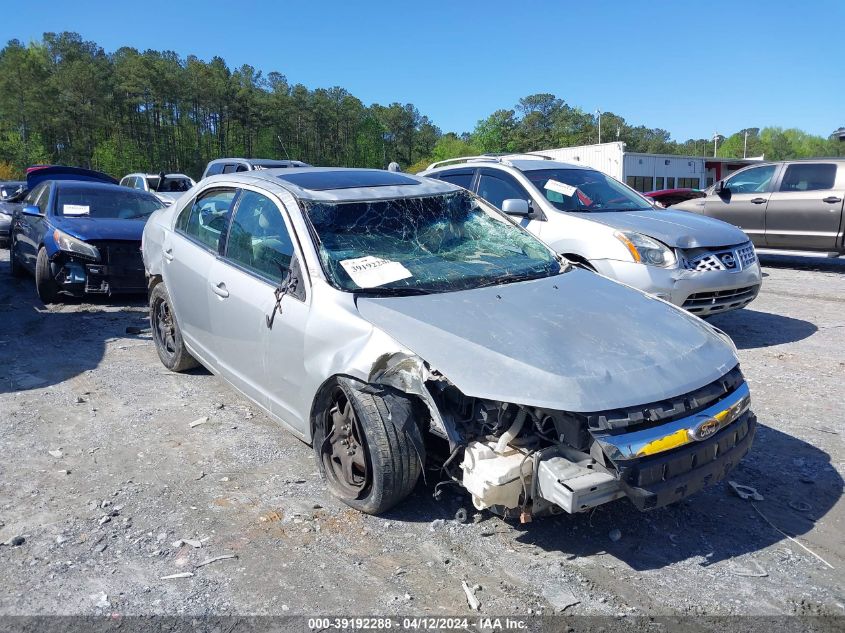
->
[63, 204, 90, 216]
[340, 256, 412, 288]
[544, 179, 577, 197]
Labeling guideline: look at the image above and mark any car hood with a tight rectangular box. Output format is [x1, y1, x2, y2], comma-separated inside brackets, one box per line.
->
[355, 271, 738, 412]
[53, 216, 147, 242]
[570, 208, 747, 248]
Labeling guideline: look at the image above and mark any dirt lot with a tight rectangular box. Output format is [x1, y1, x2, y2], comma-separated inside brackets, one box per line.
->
[0, 249, 843, 621]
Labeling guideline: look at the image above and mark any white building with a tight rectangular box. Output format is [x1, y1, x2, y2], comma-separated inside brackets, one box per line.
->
[533, 142, 762, 193]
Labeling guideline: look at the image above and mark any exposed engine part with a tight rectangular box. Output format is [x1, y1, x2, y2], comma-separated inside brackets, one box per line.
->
[494, 408, 526, 453]
[533, 446, 624, 514]
[460, 441, 533, 510]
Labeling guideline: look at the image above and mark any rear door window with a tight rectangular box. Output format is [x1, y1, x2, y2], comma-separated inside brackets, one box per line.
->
[176, 188, 237, 251]
[437, 170, 475, 190]
[779, 163, 837, 192]
[224, 190, 295, 281]
[205, 163, 224, 177]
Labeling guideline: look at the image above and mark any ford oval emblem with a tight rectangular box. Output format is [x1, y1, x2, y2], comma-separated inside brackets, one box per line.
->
[692, 417, 721, 441]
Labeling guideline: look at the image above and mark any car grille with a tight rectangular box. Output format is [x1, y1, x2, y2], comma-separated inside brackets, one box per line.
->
[682, 285, 759, 314]
[86, 240, 145, 293]
[681, 242, 757, 272]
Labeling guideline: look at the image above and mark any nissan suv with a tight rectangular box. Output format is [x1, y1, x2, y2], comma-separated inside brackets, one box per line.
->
[421, 155, 763, 317]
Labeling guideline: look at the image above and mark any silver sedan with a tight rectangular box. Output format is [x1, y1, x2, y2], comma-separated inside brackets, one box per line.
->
[142, 168, 755, 516]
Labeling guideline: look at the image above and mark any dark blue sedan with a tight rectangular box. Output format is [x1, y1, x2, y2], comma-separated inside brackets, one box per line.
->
[10, 169, 164, 303]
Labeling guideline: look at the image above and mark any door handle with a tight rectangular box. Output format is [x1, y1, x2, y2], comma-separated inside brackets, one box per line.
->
[211, 282, 229, 298]
[750, 198, 767, 204]
[822, 196, 842, 204]
[163, 247, 174, 261]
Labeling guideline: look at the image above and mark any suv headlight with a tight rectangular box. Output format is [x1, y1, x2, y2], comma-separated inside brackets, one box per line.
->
[53, 229, 100, 261]
[614, 231, 677, 268]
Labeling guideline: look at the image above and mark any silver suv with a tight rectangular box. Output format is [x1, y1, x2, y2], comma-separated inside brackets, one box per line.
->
[420, 156, 763, 317]
[672, 159, 845, 257]
[201, 157, 311, 180]
[142, 167, 755, 517]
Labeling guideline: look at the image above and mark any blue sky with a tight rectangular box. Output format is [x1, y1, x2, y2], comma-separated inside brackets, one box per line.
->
[1, 1, 842, 141]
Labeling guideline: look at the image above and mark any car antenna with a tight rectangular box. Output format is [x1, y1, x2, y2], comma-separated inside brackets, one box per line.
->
[277, 135, 292, 161]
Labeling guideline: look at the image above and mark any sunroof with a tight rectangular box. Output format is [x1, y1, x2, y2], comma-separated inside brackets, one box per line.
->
[277, 170, 419, 191]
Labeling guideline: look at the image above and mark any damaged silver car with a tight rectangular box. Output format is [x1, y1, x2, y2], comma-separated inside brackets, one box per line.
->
[142, 168, 756, 516]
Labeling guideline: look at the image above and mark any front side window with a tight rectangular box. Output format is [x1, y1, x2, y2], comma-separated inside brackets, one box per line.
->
[477, 172, 530, 209]
[303, 190, 563, 294]
[225, 190, 295, 280]
[527, 169, 651, 212]
[24, 183, 46, 209]
[779, 164, 837, 192]
[176, 189, 236, 250]
[725, 165, 777, 194]
[55, 186, 162, 219]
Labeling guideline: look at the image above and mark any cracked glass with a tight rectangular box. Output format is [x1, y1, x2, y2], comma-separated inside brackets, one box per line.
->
[302, 190, 564, 294]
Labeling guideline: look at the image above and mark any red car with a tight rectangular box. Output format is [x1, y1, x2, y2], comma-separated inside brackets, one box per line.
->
[644, 188, 706, 208]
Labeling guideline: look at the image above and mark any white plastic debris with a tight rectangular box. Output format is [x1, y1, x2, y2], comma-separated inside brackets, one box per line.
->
[189, 417, 209, 428]
[461, 581, 480, 611]
[161, 572, 194, 580]
[728, 480, 764, 501]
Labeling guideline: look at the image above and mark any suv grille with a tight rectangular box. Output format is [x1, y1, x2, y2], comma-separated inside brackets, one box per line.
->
[681, 242, 757, 272]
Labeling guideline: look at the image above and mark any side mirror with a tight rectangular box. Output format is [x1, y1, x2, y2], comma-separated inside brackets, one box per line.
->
[715, 180, 728, 195]
[501, 198, 530, 215]
[22, 205, 42, 217]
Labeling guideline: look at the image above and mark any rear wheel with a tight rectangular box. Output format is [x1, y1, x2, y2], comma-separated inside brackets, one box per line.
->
[35, 247, 59, 303]
[149, 283, 198, 372]
[9, 237, 26, 278]
[314, 378, 423, 514]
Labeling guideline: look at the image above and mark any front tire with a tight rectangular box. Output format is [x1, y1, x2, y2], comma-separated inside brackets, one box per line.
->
[149, 282, 198, 372]
[35, 247, 59, 303]
[314, 378, 423, 514]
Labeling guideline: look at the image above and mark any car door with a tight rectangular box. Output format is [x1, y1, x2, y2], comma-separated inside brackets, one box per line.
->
[475, 168, 545, 237]
[14, 182, 51, 271]
[764, 162, 844, 250]
[164, 187, 238, 365]
[209, 188, 308, 427]
[703, 164, 779, 246]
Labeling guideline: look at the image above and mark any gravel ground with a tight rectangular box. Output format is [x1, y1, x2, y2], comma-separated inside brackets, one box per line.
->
[0, 249, 843, 620]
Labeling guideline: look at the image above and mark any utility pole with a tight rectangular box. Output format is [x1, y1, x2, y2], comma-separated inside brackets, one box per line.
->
[743, 130, 749, 158]
[596, 109, 602, 144]
[713, 132, 721, 157]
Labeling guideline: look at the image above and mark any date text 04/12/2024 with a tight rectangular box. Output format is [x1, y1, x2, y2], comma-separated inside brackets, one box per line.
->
[307, 617, 529, 630]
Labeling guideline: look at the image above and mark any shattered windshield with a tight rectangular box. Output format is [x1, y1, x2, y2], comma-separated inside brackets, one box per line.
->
[303, 190, 564, 294]
[524, 168, 652, 213]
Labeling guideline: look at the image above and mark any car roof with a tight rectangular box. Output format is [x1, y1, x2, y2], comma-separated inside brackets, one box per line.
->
[126, 173, 193, 178]
[203, 167, 461, 202]
[423, 155, 591, 174]
[208, 157, 310, 167]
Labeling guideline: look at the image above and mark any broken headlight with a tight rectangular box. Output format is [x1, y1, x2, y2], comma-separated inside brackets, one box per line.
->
[53, 229, 100, 261]
[614, 231, 676, 268]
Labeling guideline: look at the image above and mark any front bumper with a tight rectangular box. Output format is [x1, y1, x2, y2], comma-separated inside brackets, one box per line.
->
[535, 378, 755, 513]
[50, 241, 146, 296]
[591, 258, 762, 316]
